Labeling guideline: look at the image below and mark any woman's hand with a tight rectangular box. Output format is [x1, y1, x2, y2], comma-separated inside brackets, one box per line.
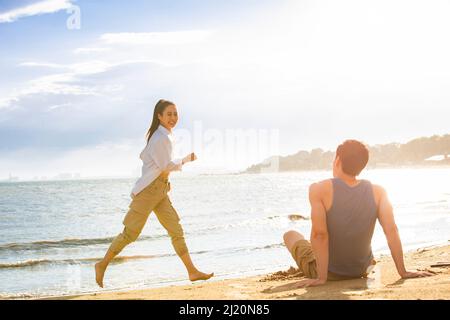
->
[182, 153, 197, 164]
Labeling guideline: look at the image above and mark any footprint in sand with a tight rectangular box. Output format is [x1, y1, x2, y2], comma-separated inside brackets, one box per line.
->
[226, 284, 251, 299]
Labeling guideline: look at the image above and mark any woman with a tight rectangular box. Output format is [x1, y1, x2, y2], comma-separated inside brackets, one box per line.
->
[95, 99, 214, 288]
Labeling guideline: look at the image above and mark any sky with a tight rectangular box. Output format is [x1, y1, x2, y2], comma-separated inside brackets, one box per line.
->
[0, 0, 449, 179]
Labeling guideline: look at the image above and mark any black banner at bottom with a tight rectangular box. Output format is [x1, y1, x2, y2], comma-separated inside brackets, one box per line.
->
[1, 299, 445, 319]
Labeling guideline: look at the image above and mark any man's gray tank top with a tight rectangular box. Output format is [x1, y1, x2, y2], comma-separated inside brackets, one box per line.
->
[327, 178, 378, 277]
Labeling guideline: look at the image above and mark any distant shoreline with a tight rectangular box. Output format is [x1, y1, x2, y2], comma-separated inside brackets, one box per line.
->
[2, 165, 450, 183]
[241, 163, 450, 175]
[244, 134, 450, 174]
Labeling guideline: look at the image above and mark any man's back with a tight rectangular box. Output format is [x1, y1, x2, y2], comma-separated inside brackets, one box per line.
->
[325, 178, 378, 276]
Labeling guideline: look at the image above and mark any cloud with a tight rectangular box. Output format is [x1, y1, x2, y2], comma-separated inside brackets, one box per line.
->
[1, 60, 137, 110]
[73, 47, 111, 55]
[19, 59, 169, 75]
[0, 59, 169, 149]
[24, 72, 98, 95]
[14, 58, 180, 109]
[100, 30, 214, 46]
[0, 97, 17, 110]
[0, 0, 73, 23]
[19, 61, 68, 69]
[46, 102, 72, 112]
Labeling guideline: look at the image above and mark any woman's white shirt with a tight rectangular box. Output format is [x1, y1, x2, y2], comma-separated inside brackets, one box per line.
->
[131, 125, 182, 197]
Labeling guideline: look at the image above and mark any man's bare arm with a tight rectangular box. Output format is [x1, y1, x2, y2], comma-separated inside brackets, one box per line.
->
[293, 182, 329, 288]
[310, 182, 329, 282]
[376, 185, 434, 279]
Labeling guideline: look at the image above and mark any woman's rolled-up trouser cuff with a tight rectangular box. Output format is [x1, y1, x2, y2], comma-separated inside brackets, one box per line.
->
[109, 227, 140, 255]
[109, 227, 188, 257]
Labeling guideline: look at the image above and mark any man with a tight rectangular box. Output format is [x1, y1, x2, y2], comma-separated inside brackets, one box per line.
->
[283, 140, 434, 288]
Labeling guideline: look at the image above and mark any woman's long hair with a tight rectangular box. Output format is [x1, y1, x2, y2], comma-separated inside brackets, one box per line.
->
[146, 99, 175, 144]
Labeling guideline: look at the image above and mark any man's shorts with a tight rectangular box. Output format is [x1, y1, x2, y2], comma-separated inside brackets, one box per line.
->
[290, 239, 375, 281]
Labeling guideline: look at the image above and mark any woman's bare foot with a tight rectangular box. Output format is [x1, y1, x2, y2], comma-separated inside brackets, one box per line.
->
[189, 271, 214, 282]
[95, 262, 107, 288]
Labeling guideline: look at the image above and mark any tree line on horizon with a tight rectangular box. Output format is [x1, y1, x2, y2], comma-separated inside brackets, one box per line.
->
[245, 134, 450, 173]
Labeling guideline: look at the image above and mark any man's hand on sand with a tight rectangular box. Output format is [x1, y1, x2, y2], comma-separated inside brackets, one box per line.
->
[401, 270, 435, 279]
[293, 278, 326, 288]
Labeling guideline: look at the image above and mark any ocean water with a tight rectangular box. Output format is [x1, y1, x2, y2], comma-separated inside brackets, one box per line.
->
[0, 168, 449, 299]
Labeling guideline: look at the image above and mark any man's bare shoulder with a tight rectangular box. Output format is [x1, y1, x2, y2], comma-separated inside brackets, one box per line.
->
[371, 183, 387, 205]
[309, 179, 333, 210]
[309, 179, 333, 195]
[371, 183, 386, 195]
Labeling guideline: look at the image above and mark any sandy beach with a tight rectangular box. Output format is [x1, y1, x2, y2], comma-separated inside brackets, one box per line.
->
[47, 244, 449, 300]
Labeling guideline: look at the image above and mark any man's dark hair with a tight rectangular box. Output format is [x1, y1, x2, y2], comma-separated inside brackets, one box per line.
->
[336, 140, 369, 176]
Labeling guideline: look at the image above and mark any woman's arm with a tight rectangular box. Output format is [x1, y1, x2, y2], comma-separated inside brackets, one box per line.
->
[149, 136, 197, 173]
[150, 137, 183, 172]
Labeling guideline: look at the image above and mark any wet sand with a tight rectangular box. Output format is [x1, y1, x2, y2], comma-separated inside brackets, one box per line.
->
[48, 244, 450, 300]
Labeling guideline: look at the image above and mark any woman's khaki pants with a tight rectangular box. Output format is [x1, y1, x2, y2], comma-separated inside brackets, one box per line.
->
[109, 176, 188, 257]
